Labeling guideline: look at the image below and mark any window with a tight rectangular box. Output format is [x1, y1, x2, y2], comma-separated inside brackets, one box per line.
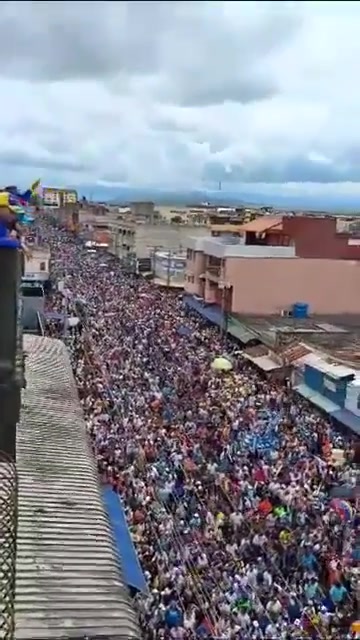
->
[323, 377, 337, 393]
[357, 395, 360, 410]
[40, 261, 46, 271]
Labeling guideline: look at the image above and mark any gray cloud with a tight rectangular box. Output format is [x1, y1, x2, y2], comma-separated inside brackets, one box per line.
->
[0, 149, 89, 173]
[1, 0, 359, 191]
[0, 1, 300, 107]
[202, 154, 360, 185]
[164, 74, 276, 108]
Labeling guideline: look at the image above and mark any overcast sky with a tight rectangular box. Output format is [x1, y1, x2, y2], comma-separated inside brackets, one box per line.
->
[2, 0, 360, 194]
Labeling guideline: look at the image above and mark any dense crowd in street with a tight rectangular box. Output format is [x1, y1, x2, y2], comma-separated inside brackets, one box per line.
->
[38, 220, 359, 639]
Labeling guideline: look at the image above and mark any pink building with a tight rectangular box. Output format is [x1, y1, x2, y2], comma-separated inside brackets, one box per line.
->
[185, 236, 360, 315]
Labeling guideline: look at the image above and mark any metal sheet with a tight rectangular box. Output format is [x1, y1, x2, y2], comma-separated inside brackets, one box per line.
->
[16, 336, 140, 639]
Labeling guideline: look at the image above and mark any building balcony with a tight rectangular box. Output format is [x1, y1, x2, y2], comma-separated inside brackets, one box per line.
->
[206, 265, 221, 282]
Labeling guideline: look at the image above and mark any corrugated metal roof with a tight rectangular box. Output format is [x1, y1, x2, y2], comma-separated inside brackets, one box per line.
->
[237, 217, 283, 233]
[243, 353, 280, 371]
[244, 345, 269, 358]
[294, 351, 323, 369]
[313, 359, 355, 379]
[227, 317, 258, 344]
[16, 335, 140, 640]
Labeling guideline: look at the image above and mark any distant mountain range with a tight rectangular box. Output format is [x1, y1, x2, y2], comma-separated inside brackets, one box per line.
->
[77, 184, 360, 213]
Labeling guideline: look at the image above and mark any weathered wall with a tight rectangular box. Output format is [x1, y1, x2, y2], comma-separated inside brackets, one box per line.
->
[226, 257, 360, 315]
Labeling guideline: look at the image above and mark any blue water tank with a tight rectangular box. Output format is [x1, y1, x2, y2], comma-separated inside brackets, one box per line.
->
[292, 302, 309, 318]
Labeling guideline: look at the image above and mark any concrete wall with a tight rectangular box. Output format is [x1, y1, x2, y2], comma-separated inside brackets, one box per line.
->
[25, 250, 50, 280]
[185, 250, 206, 295]
[283, 216, 360, 260]
[226, 257, 360, 315]
[135, 224, 209, 258]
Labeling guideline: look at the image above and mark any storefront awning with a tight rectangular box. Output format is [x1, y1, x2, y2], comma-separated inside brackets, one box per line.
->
[294, 383, 340, 414]
[331, 408, 360, 436]
[227, 318, 257, 344]
[102, 487, 148, 594]
[243, 353, 280, 371]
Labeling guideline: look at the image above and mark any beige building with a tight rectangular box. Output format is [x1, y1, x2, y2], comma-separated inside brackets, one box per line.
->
[185, 235, 360, 316]
[110, 219, 210, 260]
[156, 205, 212, 226]
[130, 201, 155, 223]
[24, 246, 50, 282]
[43, 187, 78, 208]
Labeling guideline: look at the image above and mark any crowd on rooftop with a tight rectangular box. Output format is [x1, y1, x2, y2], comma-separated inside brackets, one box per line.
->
[36, 218, 360, 639]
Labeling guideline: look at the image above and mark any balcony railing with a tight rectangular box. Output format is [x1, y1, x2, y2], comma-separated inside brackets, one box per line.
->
[206, 265, 221, 281]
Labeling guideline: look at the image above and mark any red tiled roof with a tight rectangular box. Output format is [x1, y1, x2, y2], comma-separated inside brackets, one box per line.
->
[238, 217, 283, 233]
[280, 343, 311, 364]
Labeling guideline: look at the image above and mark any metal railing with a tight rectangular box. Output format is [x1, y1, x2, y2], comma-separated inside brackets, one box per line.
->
[0, 452, 17, 640]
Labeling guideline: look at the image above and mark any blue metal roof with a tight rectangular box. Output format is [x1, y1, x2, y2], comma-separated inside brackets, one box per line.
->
[295, 383, 360, 436]
[184, 295, 223, 325]
[102, 487, 148, 595]
[331, 408, 360, 436]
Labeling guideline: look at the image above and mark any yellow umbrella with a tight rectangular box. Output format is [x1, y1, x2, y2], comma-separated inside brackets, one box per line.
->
[211, 356, 233, 372]
[351, 621, 360, 635]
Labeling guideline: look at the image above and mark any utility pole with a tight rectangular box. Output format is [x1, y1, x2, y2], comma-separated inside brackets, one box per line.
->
[149, 245, 157, 279]
[220, 283, 226, 339]
[166, 249, 172, 288]
[219, 262, 230, 340]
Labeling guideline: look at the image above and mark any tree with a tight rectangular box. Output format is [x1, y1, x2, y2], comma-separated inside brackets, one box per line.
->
[171, 215, 183, 224]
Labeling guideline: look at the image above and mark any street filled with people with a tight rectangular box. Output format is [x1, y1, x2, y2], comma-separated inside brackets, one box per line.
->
[38, 219, 359, 639]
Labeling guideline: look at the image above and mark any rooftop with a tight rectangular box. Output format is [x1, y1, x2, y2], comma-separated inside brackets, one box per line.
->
[237, 216, 283, 233]
[237, 314, 360, 367]
[239, 313, 360, 333]
[210, 223, 246, 233]
[16, 335, 139, 639]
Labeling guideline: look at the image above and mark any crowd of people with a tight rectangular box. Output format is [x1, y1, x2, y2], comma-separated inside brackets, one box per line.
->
[38, 219, 359, 639]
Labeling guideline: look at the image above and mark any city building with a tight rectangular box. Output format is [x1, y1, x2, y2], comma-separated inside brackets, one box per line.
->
[24, 246, 50, 282]
[156, 205, 213, 225]
[208, 208, 260, 226]
[130, 201, 155, 224]
[56, 203, 80, 232]
[153, 205, 261, 226]
[42, 187, 78, 208]
[109, 217, 209, 261]
[184, 220, 360, 316]
[152, 249, 186, 287]
[233, 215, 360, 259]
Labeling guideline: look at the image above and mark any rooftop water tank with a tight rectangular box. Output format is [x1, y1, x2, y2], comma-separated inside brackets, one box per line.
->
[292, 302, 309, 319]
